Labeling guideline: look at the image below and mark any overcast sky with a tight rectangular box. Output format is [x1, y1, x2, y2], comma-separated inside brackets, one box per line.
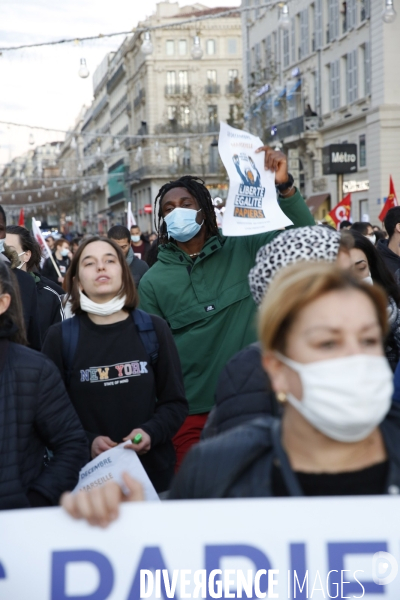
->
[0, 0, 240, 166]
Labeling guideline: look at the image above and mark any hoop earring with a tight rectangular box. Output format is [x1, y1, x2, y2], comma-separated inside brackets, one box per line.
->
[276, 392, 287, 403]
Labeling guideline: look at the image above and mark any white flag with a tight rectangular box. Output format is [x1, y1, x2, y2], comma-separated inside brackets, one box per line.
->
[31, 218, 52, 266]
[127, 202, 136, 229]
[218, 122, 293, 236]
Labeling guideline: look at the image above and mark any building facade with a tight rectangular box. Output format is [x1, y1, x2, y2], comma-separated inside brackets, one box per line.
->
[244, 0, 400, 223]
[124, 1, 242, 231]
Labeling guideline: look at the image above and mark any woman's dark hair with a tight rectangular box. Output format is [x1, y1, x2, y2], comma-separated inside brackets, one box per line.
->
[154, 175, 219, 244]
[6, 225, 42, 271]
[64, 236, 138, 315]
[349, 230, 400, 305]
[0, 262, 27, 345]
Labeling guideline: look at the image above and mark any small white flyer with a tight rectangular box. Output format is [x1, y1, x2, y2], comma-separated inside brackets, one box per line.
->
[218, 122, 293, 236]
[73, 443, 160, 501]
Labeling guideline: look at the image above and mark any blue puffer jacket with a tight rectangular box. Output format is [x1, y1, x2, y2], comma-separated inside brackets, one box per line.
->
[0, 340, 89, 510]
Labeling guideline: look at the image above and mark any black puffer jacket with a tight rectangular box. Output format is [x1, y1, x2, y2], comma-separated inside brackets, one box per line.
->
[202, 343, 278, 439]
[170, 404, 400, 499]
[0, 340, 89, 510]
[34, 273, 64, 340]
[377, 239, 400, 285]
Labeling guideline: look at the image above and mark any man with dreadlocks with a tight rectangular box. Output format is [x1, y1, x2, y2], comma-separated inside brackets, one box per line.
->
[139, 147, 314, 468]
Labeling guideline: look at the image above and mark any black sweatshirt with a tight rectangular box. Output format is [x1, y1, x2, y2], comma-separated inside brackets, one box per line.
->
[41, 254, 70, 284]
[42, 311, 188, 492]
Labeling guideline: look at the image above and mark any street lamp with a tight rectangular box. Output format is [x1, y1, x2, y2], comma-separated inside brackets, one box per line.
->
[382, 0, 397, 23]
[78, 58, 90, 79]
[278, 3, 290, 29]
[141, 32, 154, 55]
[191, 36, 203, 60]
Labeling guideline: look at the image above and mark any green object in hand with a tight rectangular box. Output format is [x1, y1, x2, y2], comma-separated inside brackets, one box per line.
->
[132, 433, 142, 444]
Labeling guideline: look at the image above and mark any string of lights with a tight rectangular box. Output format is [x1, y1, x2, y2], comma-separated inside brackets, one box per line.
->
[0, 1, 280, 53]
[0, 120, 225, 141]
[0, 133, 219, 175]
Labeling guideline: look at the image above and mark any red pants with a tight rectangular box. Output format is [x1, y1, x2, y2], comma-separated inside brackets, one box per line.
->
[173, 413, 209, 472]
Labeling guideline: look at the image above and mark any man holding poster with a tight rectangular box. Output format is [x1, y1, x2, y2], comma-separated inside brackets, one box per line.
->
[139, 125, 314, 464]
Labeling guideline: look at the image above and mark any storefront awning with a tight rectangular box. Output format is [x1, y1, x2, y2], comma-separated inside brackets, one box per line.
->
[287, 78, 302, 101]
[306, 193, 330, 214]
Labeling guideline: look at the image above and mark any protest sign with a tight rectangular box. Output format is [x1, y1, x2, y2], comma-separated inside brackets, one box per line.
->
[218, 122, 293, 236]
[73, 443, 159, 502]
[127, 202, 137, 229]
[1, 496, 400, 599]
[31, 217, 61, 275]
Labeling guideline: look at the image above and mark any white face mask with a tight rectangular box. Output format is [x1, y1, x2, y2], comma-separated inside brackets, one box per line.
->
[277, 353, 393, 442]
[17, 251, 27, 269]
[79, 289, 126, 316]
[366, 234, 376, 245]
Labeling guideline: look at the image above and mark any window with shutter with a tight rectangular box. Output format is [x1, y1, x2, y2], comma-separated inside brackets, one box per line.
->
[347, 53, 352, 104]
[283, 29, 289, 68]
[360, 0, 370, 21]
[364, 42, 371, 96]
[315, 0, 323, 49]
[291, 18, 296, 63]
[329, 0, 339, 41]
[352, 49, 358, 101]
[347, 0, 357, 29]
[300, 9, 309, 58]
[330, 60, 340, 110]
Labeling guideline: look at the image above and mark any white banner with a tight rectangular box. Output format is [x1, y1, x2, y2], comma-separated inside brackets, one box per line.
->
[218, 122, 293, 236]
[1, 496, 400, 599]
[127, 202, 137, 229]
[73, 443, 159, 502]
[32, 217, 52, 264]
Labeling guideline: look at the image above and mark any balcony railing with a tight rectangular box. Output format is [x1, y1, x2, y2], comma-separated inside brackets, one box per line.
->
[205, 84, 220, 95]
[164, 84, 191, 96]
[129, 163, 220, 181]
[226, 81, 241, 94]
[264, 115, 319, 142]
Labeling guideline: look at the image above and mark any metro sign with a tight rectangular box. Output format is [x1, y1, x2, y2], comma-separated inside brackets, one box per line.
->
[322, 144, 358, 175]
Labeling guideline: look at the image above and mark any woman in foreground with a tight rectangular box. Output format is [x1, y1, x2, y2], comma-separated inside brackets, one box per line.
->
[62, 263, 400, 524]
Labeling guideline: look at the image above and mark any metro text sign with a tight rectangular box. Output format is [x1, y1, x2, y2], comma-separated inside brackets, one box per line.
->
[322, 144, 358, 175]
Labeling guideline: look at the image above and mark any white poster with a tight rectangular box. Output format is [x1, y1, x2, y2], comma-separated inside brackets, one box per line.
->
[73, 443, 159, 502]
[127, 202, 137, 228]
[32, 217, 53, 268]
[1, 496, 400, 599]
[218, 122, 293, 236]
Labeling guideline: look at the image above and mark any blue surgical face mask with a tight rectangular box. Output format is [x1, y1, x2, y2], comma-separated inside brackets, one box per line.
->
[60, 248, 69, 258]
[0, 239, 4, 253]
[164, 208, 203, 243]
[131, 235, 141, 243]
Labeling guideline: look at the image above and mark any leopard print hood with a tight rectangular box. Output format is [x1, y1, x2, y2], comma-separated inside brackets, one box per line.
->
[248, 225, 341, 305]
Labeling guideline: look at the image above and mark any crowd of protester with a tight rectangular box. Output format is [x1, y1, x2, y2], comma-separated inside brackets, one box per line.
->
[1, 145, 400, 531]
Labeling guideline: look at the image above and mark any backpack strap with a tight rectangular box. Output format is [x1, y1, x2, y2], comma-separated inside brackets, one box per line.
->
[61, 316, 80, 387]
[132, 309, 159, 365]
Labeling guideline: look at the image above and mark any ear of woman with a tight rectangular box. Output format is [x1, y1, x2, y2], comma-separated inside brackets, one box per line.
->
[0, 293, 11, 316]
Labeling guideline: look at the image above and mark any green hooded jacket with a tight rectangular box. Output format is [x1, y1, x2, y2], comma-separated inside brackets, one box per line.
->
[139, 190, 314, 414]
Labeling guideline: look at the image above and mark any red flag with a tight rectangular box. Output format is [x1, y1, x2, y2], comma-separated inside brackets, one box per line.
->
[379, 176, 398, 222]
[325, 194, 351, 229]
[18, 208, 24, 227]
